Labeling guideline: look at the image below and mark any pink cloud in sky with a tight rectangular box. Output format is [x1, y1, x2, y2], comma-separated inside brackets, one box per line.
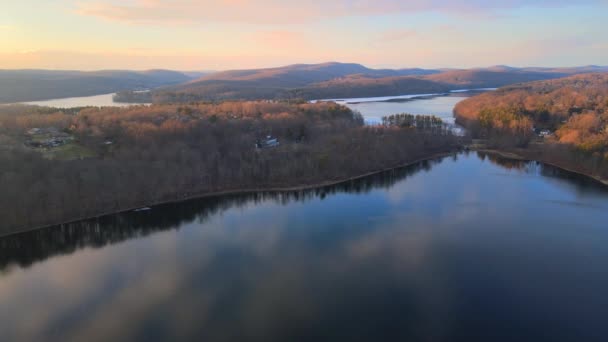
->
[248, 30, 308, 48]
[75, 0, 602, 25]
[377, 29, 418, 42]
[0, 49, 332, 70]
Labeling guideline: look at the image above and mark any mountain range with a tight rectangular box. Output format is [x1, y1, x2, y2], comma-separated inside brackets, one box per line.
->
[3, 63, 608, 104]
[144, 62, 608, 103]
[0, 69, 198, 103]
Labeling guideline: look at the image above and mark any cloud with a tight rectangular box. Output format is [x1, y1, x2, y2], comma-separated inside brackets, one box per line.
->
[520, 36, 596, 56]
[248, 30, 308, 48]
[377, 29, 417, 42]
[0, 25, 15, 31]
[513, 37, 607, 65]
[74, 0, 604, 25]
[0, 49, 327, 70]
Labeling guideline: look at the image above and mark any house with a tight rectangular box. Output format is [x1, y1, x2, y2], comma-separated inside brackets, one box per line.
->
[42, 137, 68, 148]
[25, 127, 73, 149]
[256, 135, 280, 149]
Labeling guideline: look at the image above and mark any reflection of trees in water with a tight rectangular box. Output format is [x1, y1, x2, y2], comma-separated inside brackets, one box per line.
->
[538, 163, 608, 193]
[0, 157, 445, 272]
[478, 151, 608, 193]
[477, 152, 528, 170]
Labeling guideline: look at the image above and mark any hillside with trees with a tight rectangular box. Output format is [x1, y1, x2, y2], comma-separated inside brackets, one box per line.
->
[423, 69, 568, 88]
[0, 69, 195, 103]
[115, 63, 445, 103]
[0, 101, 460, 234]
[286, 75, 451, 100]
[180, 62, 441, 86]
[115, 62, 607, 104]
[454, 73, 608, 179]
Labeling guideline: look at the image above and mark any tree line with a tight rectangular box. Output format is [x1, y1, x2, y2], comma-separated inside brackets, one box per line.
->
[0, 157, 448, 271]
[454, 73, 608, 178]
[0, 101, 460, 234]
[381, 113, 446, 131]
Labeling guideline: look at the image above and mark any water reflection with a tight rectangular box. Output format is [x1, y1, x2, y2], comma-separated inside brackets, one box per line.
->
[0, 157, 443, 272]
[478, 151, 608, 194]
[2, 153, 608, 342]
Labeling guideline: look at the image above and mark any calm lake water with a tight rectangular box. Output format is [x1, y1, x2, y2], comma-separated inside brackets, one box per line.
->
[346, 94, 470, 125]
[2, 153, 608, 342]
[20, 90, 479, 124]
[20, 93, 150, 108]
[322, 89, 496, 125]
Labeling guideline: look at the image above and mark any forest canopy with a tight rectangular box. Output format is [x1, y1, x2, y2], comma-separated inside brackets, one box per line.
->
[455, 73, 608, 147]
[0, 101, 459, 234]
[454, 72, 608, 177]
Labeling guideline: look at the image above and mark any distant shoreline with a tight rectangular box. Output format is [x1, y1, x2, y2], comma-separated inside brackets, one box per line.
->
[5, 88, 494, 108]
[7, 92, 151, 108]
[311, 88, 497, 105]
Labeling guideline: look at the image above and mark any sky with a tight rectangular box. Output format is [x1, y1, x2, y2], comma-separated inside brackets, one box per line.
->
[1, 0, 607, 71]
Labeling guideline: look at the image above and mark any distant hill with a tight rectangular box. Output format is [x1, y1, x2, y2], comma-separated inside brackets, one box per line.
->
[518, 65, 608, 74]
[0, 69, 194, 103]
[138, 64, 441, 102]
[183, 62, 440, 88]
[287, 75, 451, 100]
[454, 72, 608, 126]
[190, 62, 373, 87]
[181, 70, 215, 79]
[421, 69, 568, 88]
[136, 62, 608, 103]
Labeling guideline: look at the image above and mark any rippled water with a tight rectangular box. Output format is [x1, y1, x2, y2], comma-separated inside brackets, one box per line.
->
[2, 153, 608, 342]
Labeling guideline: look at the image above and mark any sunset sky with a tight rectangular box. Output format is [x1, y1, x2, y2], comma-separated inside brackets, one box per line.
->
[2, 0, 607, 70]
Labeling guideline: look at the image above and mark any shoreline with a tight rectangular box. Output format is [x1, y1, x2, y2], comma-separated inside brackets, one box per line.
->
[475, 148, 608, 187]
[312, 88, 497, 104]
[4, 147, 608, 239]
[1, 151, 457, 238]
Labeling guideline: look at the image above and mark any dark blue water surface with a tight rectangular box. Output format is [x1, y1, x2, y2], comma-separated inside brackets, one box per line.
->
[2, 152, 608, 342]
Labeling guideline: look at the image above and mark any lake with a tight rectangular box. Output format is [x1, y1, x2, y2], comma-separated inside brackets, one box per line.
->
[20, 92, 150, 108]
[2, 152, 608, 342]
[346, 94, 470, 125]
[317, 89, 496, 125]
[18, 89, 485, 121]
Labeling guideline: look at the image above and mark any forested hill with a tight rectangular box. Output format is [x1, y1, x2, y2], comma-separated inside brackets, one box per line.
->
[0, 69, 195, 103]
[454, 73, 608, 178]
[454, 73, 608, 129]
[188, 62, 440, 85]
[423, 69, 567, 88]
[287, 75, 451, 100]
[0, 101, 459, 233]
[118, 62, 608, 103]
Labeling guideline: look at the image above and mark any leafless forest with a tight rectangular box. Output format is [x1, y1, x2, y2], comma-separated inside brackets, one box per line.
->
[454, 73, 608, 179]
[0, 101, 460, 234]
